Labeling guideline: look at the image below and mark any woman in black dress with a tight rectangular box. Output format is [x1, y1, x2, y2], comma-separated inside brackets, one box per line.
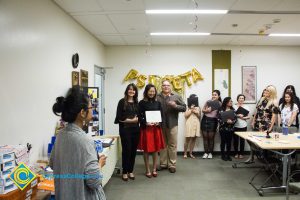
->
[114, 83, 140, 181]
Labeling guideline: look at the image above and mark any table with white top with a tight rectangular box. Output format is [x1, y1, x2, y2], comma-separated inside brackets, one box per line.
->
[233, 131, 300, 196]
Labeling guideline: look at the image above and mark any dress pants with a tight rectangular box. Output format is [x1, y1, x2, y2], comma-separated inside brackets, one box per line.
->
[220, 129, 233, 157]
[233, 127, 247, 155]
[160, 126, 178, 168]
[119, 127, 140, 174]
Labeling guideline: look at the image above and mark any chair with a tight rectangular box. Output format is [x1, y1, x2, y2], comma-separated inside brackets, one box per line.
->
[286, 170, 300, 200]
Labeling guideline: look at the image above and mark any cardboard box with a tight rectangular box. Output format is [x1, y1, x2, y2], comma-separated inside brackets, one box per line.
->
[0, 153, 14, 165]
[0, 178, 13, 187]
[0, 183, 17, 195]
[0, 161, 15, 172]
[0, 169, 13, 180]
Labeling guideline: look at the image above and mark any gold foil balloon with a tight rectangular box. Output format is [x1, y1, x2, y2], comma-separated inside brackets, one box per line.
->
[191, 68, 204, 82]
[136, 74, 147, 88]
[124, 69, 138, 82]
[162, 75, 174, 83]
[172, 76, 183, 91]
[180, 71, 192, 87]
[148, 75, 161, 88]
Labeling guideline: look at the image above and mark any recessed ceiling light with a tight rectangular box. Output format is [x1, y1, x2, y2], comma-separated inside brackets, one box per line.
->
[150, 32, 210, 36]
[145, 10, 228, 14]
[269, 33, 300, 37]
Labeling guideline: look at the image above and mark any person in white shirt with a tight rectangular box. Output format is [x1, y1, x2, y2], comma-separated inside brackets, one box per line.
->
[233, 94, 250, 159]
[278, 91, 299, 134]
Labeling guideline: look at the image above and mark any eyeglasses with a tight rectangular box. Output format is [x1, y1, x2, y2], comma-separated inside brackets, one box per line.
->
[162, 85, 170, 87]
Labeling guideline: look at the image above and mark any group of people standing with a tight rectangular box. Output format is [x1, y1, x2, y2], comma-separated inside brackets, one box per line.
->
[115, 82, 300, 181]
[114, 80, 186, 180]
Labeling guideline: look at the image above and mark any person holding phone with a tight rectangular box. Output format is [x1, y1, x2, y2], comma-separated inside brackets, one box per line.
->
[114, 83, 140, 181]
[183, 94, 201, 159]
[50, 86, 106, 200]
[138, 84, 165, 178]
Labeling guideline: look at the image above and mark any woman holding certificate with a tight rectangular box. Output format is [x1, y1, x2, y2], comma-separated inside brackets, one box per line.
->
[233, 94, 250, 159]
[201, 90, 222, 159]
[138, 84, 165, 178]
[114, 83, 140, 181]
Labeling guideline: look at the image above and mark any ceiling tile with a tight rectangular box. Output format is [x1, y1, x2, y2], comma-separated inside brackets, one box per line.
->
[123, 35, 148, 45]
[177, 36, 207, 45]
[151, 36, 179, 45]
[144, 0, 190, 9]
[147, 15, 186, 32]
[187, 0, 237, 9]
[183, 15, 226, 33]
[270, 0, 300, 11]
[54, 0, 103, 13]
[213, 14, 262, 33]
[203, 35, 235, 45]
[230, 0, 282, 11]
[229, 36, 261, 45]
[96, 35, 125, 45]
[73, 15, 118, 34]
[108, 14, 148, 33]
[97, 0, 144, 11]
[245, 14, 300, 34]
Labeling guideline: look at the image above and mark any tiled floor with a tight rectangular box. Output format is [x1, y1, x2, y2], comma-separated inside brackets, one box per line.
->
[104, 155, 299, 200]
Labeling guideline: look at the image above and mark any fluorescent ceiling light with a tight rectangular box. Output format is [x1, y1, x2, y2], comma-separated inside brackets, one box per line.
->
[269, 33, 300, 37]
[151, 32, 210, 36]
[146, 10, 228, 14]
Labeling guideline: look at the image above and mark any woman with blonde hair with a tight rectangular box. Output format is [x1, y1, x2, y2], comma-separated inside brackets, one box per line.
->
[252, 85, 279, 132]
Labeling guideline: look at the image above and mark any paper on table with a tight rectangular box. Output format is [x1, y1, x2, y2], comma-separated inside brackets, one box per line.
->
[146, 111, 162, 123]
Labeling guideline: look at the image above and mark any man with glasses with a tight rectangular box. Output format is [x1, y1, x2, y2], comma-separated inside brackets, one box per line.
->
[157, 80, 186, 173]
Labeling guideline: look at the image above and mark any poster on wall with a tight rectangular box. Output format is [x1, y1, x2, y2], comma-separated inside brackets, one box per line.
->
[82, 87, 99, 136]
[80, 70, 88, 87]
[72, 71, 79, 86]
[214, 69, 229, 97]
[242, 66, 257, 104]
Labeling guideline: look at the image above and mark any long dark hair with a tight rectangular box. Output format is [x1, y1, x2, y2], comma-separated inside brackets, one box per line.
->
[213, 89, 222, 102]
[282, 85, 297, 99]
[221, 97, 233, 111]
[52, 86, 89, 123]
[281, 91, 295, 111]
[124, 83, 138, 109]
[143, 84, 157, 101]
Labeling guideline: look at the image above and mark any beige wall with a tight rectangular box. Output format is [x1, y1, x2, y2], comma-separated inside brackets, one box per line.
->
[105, 45, 300, 151]
[0, 0, 106, 162]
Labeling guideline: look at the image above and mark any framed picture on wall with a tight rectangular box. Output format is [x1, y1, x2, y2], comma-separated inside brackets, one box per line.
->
[80, 69, 88, 87]
[214, 69, 229, 97]
[242, 66, 257, 104]
[72, 71, 79, 86]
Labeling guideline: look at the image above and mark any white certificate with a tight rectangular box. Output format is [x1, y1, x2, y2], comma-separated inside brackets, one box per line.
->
[145, 111, 162, 123]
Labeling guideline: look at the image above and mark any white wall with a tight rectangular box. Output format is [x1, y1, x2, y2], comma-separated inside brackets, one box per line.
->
[105, 45, 300, 152]
[0, 0, 106, 162]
